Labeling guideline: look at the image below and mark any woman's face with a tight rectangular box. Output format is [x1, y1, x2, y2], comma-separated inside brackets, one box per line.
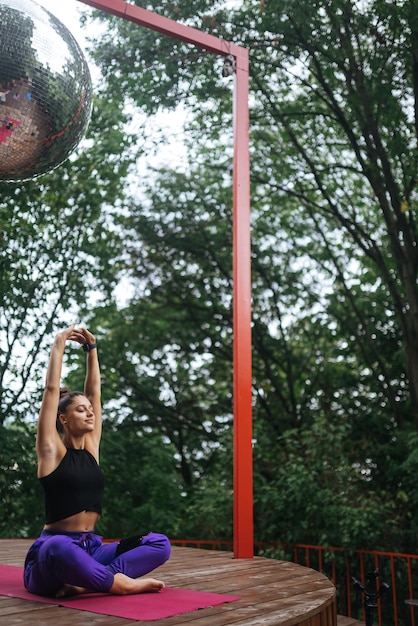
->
[59, 395, 95, 434]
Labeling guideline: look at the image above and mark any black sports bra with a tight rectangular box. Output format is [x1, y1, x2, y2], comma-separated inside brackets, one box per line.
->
[39, 448, 105, 524]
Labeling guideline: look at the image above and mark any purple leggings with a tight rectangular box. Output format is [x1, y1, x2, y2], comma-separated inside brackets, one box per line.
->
[23, 530, 171, 597]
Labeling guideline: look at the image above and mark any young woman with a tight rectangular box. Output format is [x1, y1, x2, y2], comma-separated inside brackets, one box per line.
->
[24, 323, 171, 597]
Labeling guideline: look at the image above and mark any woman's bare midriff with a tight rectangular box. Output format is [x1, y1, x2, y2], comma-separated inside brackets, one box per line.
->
[44, 510, 100, 532]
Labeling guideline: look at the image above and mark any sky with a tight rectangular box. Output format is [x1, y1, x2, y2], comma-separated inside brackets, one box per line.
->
[34, 0, 190, 170]
[35, 0, 90, 46]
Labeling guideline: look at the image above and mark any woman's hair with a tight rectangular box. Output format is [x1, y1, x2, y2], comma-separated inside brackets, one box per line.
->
[56, 387, 86, 433]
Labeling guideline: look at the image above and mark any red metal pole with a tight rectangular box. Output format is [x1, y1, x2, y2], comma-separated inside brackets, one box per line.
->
[232, 49, 253, 558]
[75, 0, 253, 558]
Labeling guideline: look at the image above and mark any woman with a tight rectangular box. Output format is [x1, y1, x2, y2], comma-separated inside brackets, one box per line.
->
[24, 323, 171, 597]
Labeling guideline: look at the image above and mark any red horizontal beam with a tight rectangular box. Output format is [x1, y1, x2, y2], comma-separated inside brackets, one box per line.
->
[76, 0, 245, 59]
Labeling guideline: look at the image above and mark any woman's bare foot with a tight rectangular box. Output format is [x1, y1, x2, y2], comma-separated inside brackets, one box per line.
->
[55, 575, 165, 597]
[110, 573, 165, 595]
[55, 584, 91, 598]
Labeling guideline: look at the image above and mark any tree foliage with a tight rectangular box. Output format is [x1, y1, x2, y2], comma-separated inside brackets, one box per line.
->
[80, 0, 418, 549]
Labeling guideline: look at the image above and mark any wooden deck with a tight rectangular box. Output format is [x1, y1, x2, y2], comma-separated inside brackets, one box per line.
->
[0, 539, 363, 625]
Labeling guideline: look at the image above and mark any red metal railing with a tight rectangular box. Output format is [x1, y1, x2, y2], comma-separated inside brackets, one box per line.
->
[171, 539, 418, 626]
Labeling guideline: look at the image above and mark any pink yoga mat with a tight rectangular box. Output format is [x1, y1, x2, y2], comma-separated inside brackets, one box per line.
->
[0, 564, 240, 620]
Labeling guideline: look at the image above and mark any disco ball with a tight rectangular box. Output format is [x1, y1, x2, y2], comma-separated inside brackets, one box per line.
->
[0, 0, 93, 182]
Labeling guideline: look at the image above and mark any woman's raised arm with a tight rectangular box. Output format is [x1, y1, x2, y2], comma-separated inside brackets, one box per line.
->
[80, 327, 102, 450]
[36, 323, 79, 469]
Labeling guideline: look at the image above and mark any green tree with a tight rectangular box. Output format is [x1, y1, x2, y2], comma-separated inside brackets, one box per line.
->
[87, 0, 418, 423]
[97, 420, 184, 539]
